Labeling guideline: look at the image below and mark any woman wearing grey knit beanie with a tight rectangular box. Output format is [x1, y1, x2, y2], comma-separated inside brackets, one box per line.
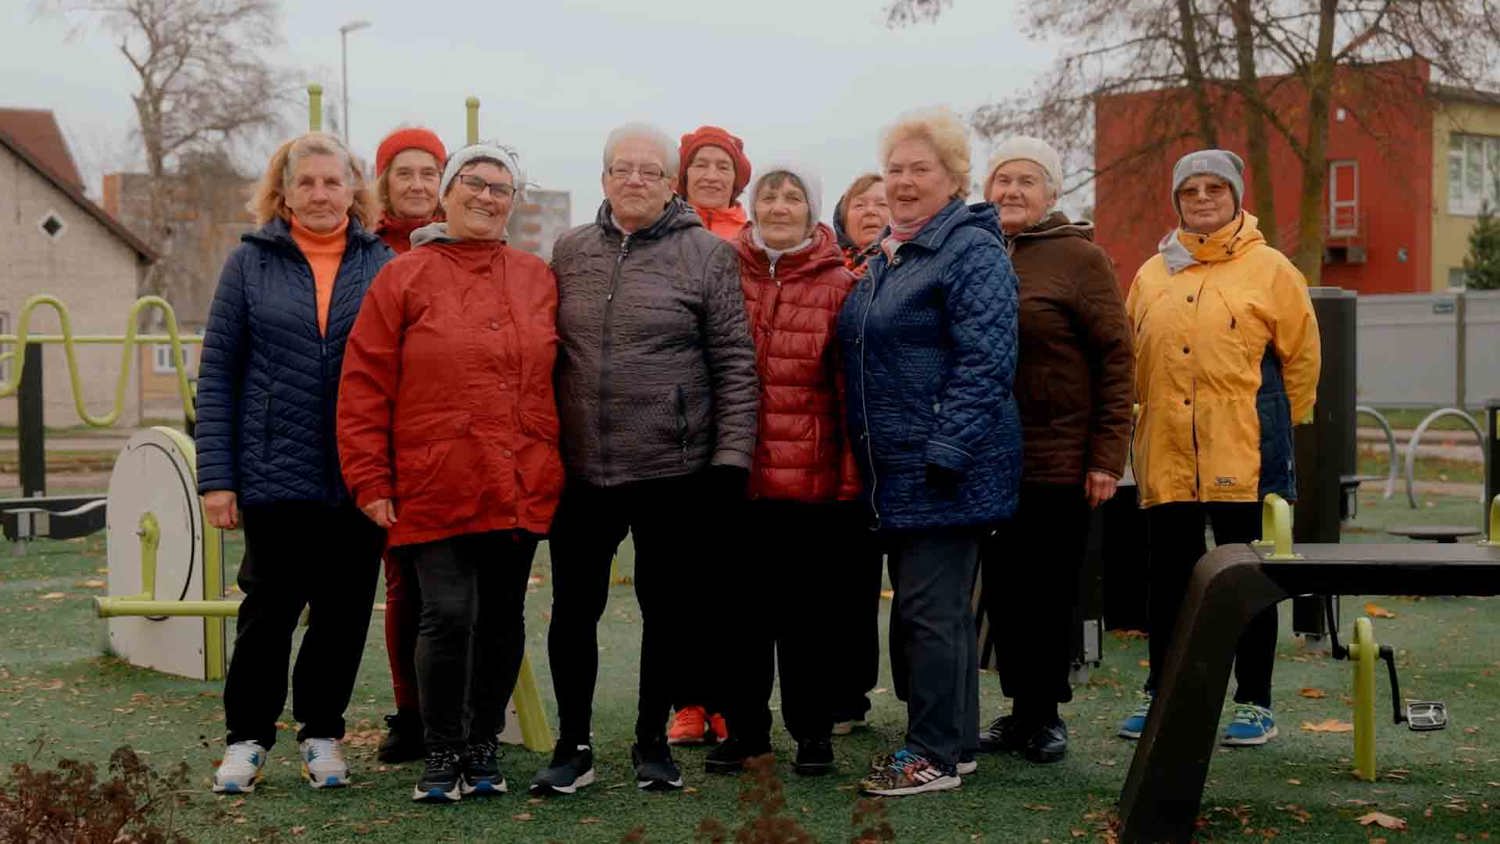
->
[1119, 148, 1321, 748]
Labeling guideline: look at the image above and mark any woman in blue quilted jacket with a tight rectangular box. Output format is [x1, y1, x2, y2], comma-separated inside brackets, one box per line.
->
[195, 132, 394, 795]
[838, 107, 1022, 798]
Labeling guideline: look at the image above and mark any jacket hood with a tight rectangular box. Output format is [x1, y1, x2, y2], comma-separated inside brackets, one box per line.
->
[733, 222, 845, 276]
[1157, 211, 1265, 274]
[1009, 210, 1095, 243]
[594, 194, 703, 241]
[409, 221, 509, 248]
[831, 195, 855, 250]
[243, 215, 378, 250]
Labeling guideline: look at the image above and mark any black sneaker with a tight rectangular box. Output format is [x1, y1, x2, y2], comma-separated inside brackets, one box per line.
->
[379, 710, 426, 764]
[412, 748, 463, 803]
[1023, 717, 1068, 764]
[530, 743, 596, 795]
[461, 738, 506, 796]
[977, 713, 1027, 754]
[793, 739, 835, 777]
[704, 735, 772, 775]
[630, 741, 684, 791]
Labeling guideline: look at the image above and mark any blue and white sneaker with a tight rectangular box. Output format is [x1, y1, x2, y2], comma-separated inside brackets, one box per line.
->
[1118, 691, 1153, 740]
[300, 738, 349, 789]
[413, 748, 463, 803]
[460, 738, 507, 796]
[212, 740, 268, 793]
[1221, 703, 1278, 746]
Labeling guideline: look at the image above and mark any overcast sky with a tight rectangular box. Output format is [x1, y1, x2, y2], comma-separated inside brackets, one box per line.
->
[3, 0, 1054, 225]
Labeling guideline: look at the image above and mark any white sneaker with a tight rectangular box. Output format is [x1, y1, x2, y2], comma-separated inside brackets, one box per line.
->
[212, 741, 268, 793]
[300, 738, 350, 789]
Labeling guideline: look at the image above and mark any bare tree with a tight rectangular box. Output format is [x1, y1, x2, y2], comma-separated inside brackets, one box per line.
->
[40, 0, 288, 302]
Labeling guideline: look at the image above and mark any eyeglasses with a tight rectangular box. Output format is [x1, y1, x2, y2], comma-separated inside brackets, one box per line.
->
[456, 174, 516, 199]
[607, 164, 667, 182]
[1176, 183, 1229, 201]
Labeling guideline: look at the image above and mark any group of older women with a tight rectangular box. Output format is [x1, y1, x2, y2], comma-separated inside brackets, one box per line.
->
[194, 105, 1320, 804]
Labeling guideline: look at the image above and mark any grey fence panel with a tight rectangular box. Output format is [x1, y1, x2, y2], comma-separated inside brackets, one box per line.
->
[1356, 293, 1460, 407]
[1464, 290, 1500, 406]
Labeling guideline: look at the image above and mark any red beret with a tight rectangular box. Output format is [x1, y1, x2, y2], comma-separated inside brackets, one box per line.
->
[375, 128, 447, 176]
[677, 125, 751, 203]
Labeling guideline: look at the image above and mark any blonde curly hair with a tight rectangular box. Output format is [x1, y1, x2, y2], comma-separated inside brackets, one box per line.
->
[248, 132, 377, 227]
[878, 107, 971, 200]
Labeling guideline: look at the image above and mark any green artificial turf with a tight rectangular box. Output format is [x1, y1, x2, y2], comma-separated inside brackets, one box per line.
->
[0, 489, 1496, 842]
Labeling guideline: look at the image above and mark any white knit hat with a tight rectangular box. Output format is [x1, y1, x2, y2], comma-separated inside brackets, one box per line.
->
[746, 160, 823, 232]
[985, 136, 1063, 195]
[440, 141, 526, 199]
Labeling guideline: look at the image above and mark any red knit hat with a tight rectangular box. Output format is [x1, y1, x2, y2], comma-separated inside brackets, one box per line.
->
[677, 125, 751, 203]
[375, 127, 447, 176]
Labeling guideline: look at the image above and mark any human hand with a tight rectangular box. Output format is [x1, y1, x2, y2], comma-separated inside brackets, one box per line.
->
[203, 490, 240, 530]
[362, 498, 397, 529]
[1085, 471, 1118, 508]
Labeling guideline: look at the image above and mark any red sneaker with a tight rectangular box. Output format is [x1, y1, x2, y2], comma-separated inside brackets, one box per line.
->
[667, 706, 708, 746]
[709, 712, 728, 744]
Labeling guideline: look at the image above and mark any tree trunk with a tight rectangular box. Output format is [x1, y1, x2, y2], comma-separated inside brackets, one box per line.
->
[1228, 0, 1278, 247]
[1291, 0, 1338, 284]
[1176, 0, 1219, 147]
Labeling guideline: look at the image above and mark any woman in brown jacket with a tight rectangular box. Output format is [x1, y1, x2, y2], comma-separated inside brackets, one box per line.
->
[975, 137, 1133, 764]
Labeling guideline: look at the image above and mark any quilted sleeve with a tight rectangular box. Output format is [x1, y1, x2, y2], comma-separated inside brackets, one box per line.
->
[923, 234, 1019, 475]
[194, 248, 250, 494]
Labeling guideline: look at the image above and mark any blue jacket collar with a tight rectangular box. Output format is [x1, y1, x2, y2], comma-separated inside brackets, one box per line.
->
[895, 199, 1002, 253]
[243, 216, 380, 250]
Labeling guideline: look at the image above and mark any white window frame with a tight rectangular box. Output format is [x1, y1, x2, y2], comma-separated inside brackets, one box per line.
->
[1448, 133, 1500, 216]
[1327, 160, 1359, 237]
[153, 343, 190, 375]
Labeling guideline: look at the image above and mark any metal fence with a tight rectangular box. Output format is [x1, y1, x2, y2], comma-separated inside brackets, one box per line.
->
[1356, 289, 1500, 408]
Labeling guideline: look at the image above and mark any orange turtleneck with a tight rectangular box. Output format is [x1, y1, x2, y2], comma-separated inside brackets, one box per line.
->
[290, 215, 350, 336]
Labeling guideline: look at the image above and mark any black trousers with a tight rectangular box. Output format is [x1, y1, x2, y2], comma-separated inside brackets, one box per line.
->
[718, 501, 839, 744]
[1145, 501, 1276, 708]
[396, 530, 538, 752]
[829, 514, 884, 722]
[982, 482, 1091, 713]
[545, 472, 715, 746]
[223, 500, 384, 749]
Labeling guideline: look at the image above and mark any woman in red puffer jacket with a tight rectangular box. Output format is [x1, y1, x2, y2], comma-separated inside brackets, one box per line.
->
[703, 161, 860, 780]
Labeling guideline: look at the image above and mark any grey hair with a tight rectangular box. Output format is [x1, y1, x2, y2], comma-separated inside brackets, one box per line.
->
[280, 131, 360, 190]
[602, 122, 678, 181]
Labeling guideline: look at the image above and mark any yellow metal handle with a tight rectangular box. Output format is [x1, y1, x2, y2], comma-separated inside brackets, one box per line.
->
[1255, 493, 1302, 560]
[0, 294, 198, 424]
[1482, 494, 1499, 546]
[308, 84, 323, 132]
[466, 96, 480, 145]
[1349, 617, 1378, 781]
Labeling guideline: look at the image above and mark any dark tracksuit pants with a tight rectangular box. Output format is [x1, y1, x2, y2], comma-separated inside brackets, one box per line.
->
[719, 500, 839, 745]
[981, 482, 1091, 717]
[546, 472, 716, 747]
[383, 554, 421, 714]
[223, 501, 384, 749]
[887, 528, 982, 771]
[829, 515, 884, 723]
[1145, 501, 1276, 708]
[398, 530, 538, 752]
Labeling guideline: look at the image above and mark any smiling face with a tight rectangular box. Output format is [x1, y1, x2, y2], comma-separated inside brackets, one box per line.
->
[1176, 174, 1237, 234]
[685, 144, 736, 209]
[284, 153, 354, 233]
[883, 138, 962, 225]
[441, 161, 514, 241]
[385, 148, 442, 219]
[603, 135, 674, 232]
[989, 159, 1053, 235]
[754, 174, 812, 251]
[844, 181, 889, 250]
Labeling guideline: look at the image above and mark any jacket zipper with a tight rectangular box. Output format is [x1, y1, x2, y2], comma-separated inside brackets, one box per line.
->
[598, 234, 630, 483]
[855, 257, 883, 529]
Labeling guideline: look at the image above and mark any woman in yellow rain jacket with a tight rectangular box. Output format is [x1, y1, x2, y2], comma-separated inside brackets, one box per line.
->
[1119, 149, 1320, 748]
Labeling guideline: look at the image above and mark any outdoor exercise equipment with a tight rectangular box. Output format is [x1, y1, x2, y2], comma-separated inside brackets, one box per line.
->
[1118, 493, 1500, 843]
[1404, 406, 1486, 508]
[1356, 405, 1400, 501]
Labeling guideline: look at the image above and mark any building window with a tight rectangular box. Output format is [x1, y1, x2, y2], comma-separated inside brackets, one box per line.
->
[1448, 133, 1500, 215]
[1328, 160, 1358, 237]
[153, 343, 190, 375]
[1448, 268, 1469, 290]
[37, 210, 66, 239]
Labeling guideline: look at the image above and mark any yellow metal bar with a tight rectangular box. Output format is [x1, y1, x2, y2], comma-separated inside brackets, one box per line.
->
[1482, 494, 1500, 546]
[152, 427, 228, 679]
[1349, 617, 1378, 781]
[308, 84, 323, 132]
[466, 97, 480, 144]
[138, 512, 159, 598]
[1254, 493, 1302, 560]
[94, 598, 242, 618]
[0, 295, 198, 424]
[512, 653, 553, 752]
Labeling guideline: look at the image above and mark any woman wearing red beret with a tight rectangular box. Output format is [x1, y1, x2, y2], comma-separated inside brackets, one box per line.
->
[678, 125, 752, 241]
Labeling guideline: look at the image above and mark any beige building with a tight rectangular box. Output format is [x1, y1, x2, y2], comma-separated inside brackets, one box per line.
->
[1431, 86, 1500, 290]
[0, 109, 155, 428]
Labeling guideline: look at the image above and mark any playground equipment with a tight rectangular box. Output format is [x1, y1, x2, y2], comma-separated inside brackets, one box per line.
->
[1403, 406, 1486, 508]
[1118, 493, 1500, 843]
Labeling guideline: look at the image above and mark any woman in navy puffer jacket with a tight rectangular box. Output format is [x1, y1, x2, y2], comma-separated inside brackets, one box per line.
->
[196, 132, 393, 795]
[839, 108, 1021, 798]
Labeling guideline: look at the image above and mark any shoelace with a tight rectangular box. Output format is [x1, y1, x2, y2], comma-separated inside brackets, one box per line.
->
[1230, 705, 1265, 725]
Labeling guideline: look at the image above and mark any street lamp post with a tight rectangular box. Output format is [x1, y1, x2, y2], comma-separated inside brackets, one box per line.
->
[338, 20, 371, 142]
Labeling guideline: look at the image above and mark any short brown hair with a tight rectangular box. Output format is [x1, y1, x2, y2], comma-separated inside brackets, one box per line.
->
[248, 132, 377, 227]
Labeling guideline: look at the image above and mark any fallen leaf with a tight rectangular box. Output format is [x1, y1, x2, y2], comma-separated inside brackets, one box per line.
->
[1110, 629, 1148, 640]
[1286, 779, 1302, 785]
[39, 592, 65, 600]
[1023, 803, 1053, 811]
[512, 812, 533, 821]
[290, 827, 306, 837]
[1356, 811, 1407, 830]
[1301, 719, 1354, 733]
[580, 817, 602, 825]
[1365, 603, 1397, 619]
[76, 579, 105, 589]
[1298, 688, 1327, 699]
[1138, 659, 1150, 668]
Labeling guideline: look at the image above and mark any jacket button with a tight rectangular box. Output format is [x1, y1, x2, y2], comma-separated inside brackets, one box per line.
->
[489, 320, 500, 330]
[1182, 346, 1190, 354]
[1186, 295, 1195, 303]
[503, 449, 514, 458]
[498, 381, 508, 390]
[1183, 397, 1192, 406]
